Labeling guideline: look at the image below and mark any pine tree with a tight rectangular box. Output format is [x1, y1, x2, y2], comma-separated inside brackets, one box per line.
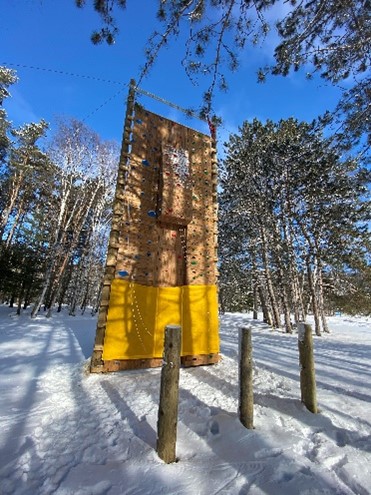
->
[220, 117, 370, 330]
[75, 1, 370, 145]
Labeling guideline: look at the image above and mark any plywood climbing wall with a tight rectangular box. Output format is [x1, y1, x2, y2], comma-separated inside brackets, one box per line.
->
[91, 103, 219, 372]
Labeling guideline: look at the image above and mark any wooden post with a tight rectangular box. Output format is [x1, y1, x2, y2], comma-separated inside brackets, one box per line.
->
[90, 79, 136, 373]
[239, 326, 254, 429]
[157, 324, 182, 463]
[298, 322, 318, 413]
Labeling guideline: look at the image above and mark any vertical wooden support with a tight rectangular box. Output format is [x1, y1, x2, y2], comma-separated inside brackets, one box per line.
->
[157, 324, 182, 463]
[298, 322, 318, 413]
[210, 129, 219, 282]
[90, 79, 136, 373]
[239, 326, 254, 429]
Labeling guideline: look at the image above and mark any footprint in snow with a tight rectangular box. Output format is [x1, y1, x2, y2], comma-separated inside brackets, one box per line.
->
[254, 447, 283, 459]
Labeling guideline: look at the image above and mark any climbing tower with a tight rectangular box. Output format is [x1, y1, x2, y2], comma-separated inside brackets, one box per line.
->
[91, 82, 219, 372]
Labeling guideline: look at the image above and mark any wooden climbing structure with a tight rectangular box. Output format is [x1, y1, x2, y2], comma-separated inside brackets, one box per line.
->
[91, 82, 219, 372]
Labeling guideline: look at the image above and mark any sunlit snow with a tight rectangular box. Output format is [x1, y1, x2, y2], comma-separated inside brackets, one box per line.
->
[0, 306, 370, 494]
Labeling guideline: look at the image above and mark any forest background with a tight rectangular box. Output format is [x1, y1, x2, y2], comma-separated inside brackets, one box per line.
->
[0, 0, 370, 330]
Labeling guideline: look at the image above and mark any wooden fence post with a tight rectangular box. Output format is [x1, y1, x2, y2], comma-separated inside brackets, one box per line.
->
[298, 322, 318, 414]
[239, 326, 254, 429]
[157, 324, 182, 463]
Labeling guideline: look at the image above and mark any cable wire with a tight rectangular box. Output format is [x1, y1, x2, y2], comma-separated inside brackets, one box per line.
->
[1, 62, 124, 85]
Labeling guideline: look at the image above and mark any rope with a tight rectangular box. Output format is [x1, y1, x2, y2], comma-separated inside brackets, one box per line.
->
[81, 86, 127, 123]
[133, 84, 207, 123]
[2, 62, 217, 130]
[1, 62, 124, 85]
[2, 60, 224, 144]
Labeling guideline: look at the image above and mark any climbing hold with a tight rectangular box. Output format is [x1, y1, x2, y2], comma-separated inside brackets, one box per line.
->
[118, 270, 129, 277]
[142, 159, 150, 166]
[147, 210, 157, 218]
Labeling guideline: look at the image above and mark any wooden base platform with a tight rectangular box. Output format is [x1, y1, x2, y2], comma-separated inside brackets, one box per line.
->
[90, 353, 220, 373]
[181, 353, 220, 367]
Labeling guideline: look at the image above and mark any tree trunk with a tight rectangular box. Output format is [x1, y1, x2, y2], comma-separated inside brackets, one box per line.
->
[92, 280, 103, 315]
[276, 258, 293, 333]
[219, 288, 225, 314]
[5, 207, 25, 249]
[31, 253, 57, 318]
[80, 283, 90, 315]
[306, 257, 321, 336]
[282, 298, 293, 334]
[291, 272, 302, 325]
[16, 297, 22, 315]
[258, 284, 272, 327]
[260, 227, 281, 328]
[23, 283, 34, 309]
[316, 261, 330, 333]
[16, 282, 26, 316]
[272, 223, 292, 333]
[0, 171, 24, 238]
[252, 281, 258, 319]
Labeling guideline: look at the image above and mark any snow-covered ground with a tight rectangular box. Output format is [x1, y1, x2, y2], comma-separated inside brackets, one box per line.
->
[0, 306, 370, 495]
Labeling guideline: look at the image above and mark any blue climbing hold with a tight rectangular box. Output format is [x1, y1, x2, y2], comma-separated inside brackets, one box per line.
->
[118, 270, 129, 277]
[142, 159, 150, 166]
[147, 210, 157, 218]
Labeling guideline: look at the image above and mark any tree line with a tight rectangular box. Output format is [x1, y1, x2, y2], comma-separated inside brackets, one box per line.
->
[1, 66, 369, 323]
[0, 66, 119, 317]
[218, 118, 370, 333]
[73, 0, 369, 326]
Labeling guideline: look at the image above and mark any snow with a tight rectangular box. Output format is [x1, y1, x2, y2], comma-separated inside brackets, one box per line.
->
[0, 306, 370, 495]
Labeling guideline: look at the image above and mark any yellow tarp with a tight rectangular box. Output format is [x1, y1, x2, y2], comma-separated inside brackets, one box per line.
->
[102, 279, 219, 360]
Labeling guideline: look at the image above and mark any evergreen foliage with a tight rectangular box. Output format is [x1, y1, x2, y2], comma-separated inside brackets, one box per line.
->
[1, 63, 369, 322]
[219, 118, 370, 329]
[0, 67, 18, 164]
[76, 0, 370, 148]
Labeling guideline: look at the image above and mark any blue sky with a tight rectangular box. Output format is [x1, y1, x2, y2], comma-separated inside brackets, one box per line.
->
[1, 0, 343, 146]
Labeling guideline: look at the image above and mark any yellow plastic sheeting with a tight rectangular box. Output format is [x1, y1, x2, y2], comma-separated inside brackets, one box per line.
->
[102, 279, 219, 360]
